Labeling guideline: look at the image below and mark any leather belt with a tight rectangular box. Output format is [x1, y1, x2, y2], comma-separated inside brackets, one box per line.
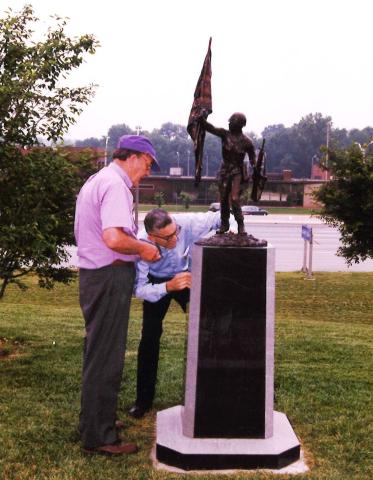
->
[111, 259, 134, 266]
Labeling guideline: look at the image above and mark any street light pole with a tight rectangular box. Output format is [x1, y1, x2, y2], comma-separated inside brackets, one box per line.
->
[325, 121, 331, 180]
[311, 154, 318, 179]
[104, 135, 110, 167]
[187, 150, 190, 177]
[135, 125, 142, 136]
[134, 126, 142, 228]
[326, 122, 330, 152]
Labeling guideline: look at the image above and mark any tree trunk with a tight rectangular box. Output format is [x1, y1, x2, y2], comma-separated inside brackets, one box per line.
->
[0, 278, 9, 299]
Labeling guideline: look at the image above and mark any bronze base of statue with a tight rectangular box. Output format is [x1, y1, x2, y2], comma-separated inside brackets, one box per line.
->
[216, 225, 230, 234]
[196, 231, 267, 247]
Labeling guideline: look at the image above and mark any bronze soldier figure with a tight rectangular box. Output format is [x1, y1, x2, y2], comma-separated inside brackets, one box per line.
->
[202, 113, 256, 234]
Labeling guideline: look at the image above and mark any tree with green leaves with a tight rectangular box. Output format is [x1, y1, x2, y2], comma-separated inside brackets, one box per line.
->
[107, 123, 134, 152]
[0, 146, 94, 298]
[0, 5, 98, 298]
[154, 191, 166, 207]
[314, 144, 373, 264]
[0, 4, 98, 147]
[262, 113, 333, 177]
[208, 183, 219, 202]
[179, 191, 193, 209]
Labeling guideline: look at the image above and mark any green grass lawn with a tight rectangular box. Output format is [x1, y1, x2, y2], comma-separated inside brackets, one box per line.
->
[1, 273, 372, 479]
[139, 204, 316, 215]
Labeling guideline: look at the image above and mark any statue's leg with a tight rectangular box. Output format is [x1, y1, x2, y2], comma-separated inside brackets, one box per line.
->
[217, 177, 231, 233]
[231, 175, 245, 234]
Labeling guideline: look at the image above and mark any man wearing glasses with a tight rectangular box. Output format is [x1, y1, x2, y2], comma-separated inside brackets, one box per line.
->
[129, 208, 221, 418]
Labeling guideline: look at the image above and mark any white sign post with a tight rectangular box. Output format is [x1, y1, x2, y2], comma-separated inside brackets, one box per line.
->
[301, 225, 313, 279]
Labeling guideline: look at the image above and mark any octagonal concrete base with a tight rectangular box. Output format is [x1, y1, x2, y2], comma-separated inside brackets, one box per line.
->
[156, 405, 301, 471]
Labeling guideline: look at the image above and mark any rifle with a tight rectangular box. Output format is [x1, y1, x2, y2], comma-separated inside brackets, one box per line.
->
[251, 139, 267, 202]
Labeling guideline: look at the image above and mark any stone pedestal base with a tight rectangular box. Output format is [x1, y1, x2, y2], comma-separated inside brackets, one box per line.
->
[156, 405, 301, 471]
[183, 245, 275, 439]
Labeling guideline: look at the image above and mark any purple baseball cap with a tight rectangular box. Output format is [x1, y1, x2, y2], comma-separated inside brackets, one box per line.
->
[117, 135, 159, 170]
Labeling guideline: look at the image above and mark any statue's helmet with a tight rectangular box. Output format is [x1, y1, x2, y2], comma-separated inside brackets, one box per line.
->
[228, 112, 246, 129]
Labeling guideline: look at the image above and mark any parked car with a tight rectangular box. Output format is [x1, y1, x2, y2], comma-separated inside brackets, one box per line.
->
[209, 203, 268, 216]
[208, 202, 221, 212]
[241, 205, 268, 215]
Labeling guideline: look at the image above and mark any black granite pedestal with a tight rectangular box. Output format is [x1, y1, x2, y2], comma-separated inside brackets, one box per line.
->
[156, 242, 301, 471]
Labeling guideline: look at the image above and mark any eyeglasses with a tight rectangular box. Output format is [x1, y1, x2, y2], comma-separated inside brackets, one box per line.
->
[150, 224, 181, 242]
[139, 153, 154, 168]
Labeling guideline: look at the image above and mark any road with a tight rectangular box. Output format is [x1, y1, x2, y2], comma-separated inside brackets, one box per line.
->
[243, 215, 373, 272]
[67, 214, 373, 272]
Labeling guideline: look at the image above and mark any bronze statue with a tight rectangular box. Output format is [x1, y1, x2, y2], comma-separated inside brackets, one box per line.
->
[202, 113, 256, 234]
[187, 40, 266, 246]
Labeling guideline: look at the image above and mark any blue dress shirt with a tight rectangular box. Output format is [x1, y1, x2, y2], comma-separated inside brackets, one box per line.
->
[135, 211, 221, 302]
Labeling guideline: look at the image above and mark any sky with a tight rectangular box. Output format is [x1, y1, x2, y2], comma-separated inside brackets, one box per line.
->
[2, 0, 373, 142]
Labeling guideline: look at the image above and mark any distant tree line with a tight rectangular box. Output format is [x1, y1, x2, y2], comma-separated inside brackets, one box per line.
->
[74, 113, 373, 178]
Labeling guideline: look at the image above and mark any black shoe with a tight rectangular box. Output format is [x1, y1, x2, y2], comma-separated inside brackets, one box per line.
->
[128, 405, 149, 419]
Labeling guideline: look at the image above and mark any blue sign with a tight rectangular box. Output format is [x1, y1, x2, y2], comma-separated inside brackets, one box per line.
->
[301, 225, 312, 241]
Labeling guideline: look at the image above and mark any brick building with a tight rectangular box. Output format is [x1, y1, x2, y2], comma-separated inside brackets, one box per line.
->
[137, 170, 317, 207]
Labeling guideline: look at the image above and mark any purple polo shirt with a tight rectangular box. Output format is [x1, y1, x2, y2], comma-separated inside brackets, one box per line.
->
[74, 162, 138, 269]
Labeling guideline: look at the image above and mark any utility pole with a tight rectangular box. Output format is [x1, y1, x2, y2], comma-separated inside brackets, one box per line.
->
[135, 125, 142, 136]
[134, 126, 142, 227]
[311, 154, 318, 179]
[104, 135, 110, 167]
[325, 121, 331, 181]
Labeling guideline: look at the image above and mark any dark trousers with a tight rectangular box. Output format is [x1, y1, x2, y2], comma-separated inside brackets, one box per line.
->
[79, 262, 135, 449]
[136, 275, 189, 408]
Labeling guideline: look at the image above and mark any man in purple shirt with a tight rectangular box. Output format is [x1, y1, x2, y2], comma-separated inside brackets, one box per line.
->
[74, 135, 161, 456]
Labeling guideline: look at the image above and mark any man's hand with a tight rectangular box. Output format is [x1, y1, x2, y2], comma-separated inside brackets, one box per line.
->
[102, 228, 161, 262]
[138, 241, 161, 262]
[166, 272, 191, 292]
